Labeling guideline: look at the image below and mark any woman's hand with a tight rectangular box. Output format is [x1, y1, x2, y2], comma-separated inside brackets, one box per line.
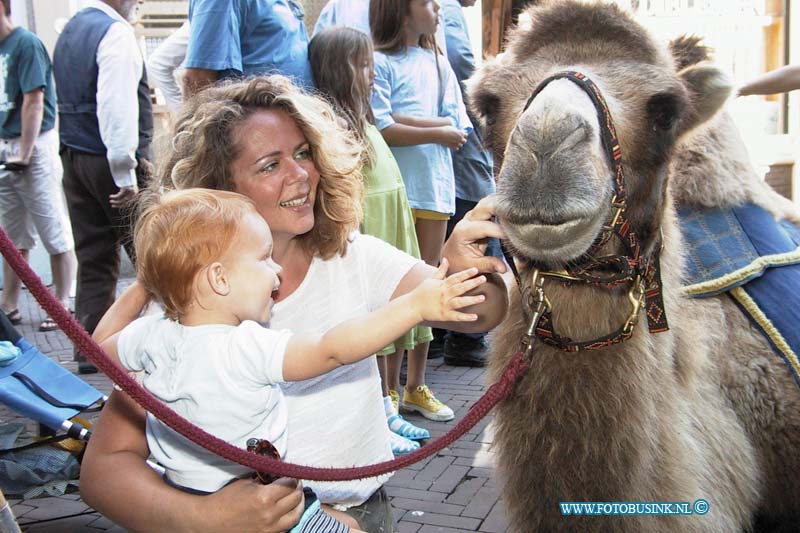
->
[202, 477, 305, 532]
[442, 195, 507, 274]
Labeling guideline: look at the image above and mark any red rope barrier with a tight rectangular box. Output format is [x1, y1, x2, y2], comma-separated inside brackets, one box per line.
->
[0, 226, 530, 480]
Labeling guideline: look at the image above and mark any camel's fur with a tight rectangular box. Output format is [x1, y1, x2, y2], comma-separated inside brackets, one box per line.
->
[469, 2, 800, 531]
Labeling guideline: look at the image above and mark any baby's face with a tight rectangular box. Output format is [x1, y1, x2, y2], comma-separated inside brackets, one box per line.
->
[226, 212, 282, 323]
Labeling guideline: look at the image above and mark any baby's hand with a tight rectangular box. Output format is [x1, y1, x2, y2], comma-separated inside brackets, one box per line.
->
[414, 259, 487, 323]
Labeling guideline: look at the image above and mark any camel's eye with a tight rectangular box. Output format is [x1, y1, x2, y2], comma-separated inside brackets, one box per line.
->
[647, 92, 682, 132]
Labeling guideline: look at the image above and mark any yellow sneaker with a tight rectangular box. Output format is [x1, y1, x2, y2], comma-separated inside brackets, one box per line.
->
[402, 385, 454, 422]
[388, 389, 400, 413]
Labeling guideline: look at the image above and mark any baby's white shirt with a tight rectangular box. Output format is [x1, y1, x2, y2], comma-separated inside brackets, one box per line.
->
[118, 316, 292, 492]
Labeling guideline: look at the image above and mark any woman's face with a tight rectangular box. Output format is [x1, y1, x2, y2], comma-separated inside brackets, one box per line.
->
[230, 109, 320, 249]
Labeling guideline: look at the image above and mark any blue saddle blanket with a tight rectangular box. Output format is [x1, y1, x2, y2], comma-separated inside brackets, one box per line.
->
[678, 203, 800, 386]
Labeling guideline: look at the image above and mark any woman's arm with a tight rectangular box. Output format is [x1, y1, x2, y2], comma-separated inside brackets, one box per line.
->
[146, 21, 190, 113]
[392, 114, 453, 128]
[81, 392, 305, 532]
[391, 196, 509, 333]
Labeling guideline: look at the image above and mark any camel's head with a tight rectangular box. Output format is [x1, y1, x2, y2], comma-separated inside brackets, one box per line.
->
[470, 1, 732, 267]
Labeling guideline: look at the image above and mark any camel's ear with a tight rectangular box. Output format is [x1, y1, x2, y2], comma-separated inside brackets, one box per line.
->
[467, 54, 508, 129]
[676, 64, 732, 137]
[472, 89, 501, 128]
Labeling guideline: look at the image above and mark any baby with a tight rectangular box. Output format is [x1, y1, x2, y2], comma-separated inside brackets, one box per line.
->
[94, 189, 485, 533]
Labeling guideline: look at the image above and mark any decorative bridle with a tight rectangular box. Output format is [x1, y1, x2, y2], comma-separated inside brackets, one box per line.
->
[502, 71, 670, 354]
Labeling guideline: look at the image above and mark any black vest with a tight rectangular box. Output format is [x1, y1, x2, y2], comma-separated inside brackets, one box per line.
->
[53, 7, 153, 157]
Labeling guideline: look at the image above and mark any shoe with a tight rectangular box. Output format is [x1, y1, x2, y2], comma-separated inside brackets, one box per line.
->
[389, 431, 420, 456]
[78, 361, 98, 374]
[443, 333, 489, 367]
[388, 389, 400, 413]
[4, 308, 21, 325]
[427, 331, 445, 359]
[39, 317, 59, 332]
[388, 413, 430, 441]
[40, 309, 72, 332]
[402, 385, 454, 422]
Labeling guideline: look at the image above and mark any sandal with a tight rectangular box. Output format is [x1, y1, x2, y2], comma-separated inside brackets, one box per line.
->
[389, 431, 420, 456]
[4, 308, 21, 325]
[388, 414, 430, 441]
[39, 317, 59, 332]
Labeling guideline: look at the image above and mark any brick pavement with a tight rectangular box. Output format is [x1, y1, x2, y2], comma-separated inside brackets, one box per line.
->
[1, 282, 509, 532]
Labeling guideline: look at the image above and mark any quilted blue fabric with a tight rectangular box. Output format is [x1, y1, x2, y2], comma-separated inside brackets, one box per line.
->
[678, 203, 800, 386]
[679, 203, 800, 293]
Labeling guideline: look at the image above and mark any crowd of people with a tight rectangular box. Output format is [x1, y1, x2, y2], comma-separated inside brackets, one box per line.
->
[1, 1, 505, 531]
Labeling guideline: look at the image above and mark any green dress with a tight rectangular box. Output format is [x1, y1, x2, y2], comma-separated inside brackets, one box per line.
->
[362, 124, 433, 354]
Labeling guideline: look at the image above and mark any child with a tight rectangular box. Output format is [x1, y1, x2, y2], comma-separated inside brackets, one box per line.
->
[309, 27, 436, 456]
[369, 0, 472, 421]
[93, 189, 485, 533]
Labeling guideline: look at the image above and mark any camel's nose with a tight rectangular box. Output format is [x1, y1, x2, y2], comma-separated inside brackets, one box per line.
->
[511, 79, 597, 159]
[498, 96, 594, 188]
[497, 79, 608, 223]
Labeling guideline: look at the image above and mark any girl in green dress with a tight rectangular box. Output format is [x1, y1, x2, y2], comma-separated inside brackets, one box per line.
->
[310, 27, 453, 454]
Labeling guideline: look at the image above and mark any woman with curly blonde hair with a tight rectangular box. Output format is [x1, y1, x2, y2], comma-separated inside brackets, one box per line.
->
[80, 75, 509, 533]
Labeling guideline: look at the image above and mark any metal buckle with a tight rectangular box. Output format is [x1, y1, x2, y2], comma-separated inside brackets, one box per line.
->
[521, 269, 550, 359]
[539, 269, 582, 283]
[622, 275, 645, 334]
[607, 203, 625, 229]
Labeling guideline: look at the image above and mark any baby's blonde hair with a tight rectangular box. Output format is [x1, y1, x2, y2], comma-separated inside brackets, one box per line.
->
[134, 188, 258, 320]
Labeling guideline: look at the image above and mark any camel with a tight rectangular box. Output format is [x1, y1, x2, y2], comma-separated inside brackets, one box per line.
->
[467, 2, 800, 531]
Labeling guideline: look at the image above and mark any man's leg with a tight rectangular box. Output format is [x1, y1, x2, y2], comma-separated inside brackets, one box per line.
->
[62, 150, 121, 373]
[1, 249, 29, 317]
[50, 250, 77, 307]
[0, 154, 37, 320]
[21, 131, 77, 326]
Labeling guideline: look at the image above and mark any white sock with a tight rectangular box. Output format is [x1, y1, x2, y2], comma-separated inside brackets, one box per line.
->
[383, 395, 397, 417]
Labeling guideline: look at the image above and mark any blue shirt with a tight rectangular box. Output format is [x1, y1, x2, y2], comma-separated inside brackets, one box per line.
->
[312, 0, 370, 36]
[187, 0, 313, 89]
[441, 0, 495, 202]
[371, 47, 471, 215]
[0, 28, 56, 139]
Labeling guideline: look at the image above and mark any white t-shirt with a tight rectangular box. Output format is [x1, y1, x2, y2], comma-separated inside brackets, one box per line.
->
[271, 232, 421, 508]
[118, 316, 293, 492]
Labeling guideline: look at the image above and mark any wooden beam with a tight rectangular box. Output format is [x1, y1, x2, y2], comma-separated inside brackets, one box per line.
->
[482, 0, 513, 58]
